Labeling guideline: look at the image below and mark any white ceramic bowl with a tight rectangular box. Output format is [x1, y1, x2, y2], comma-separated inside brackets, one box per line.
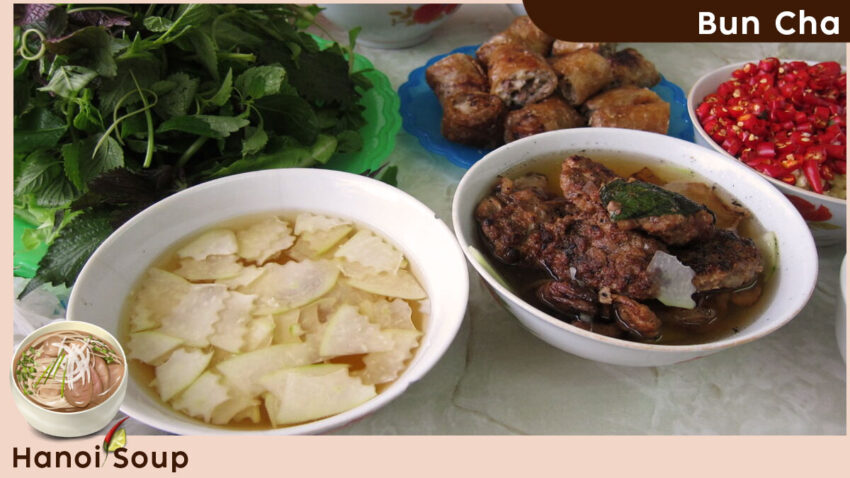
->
[837, 255, 846, 363]
[452, 128, 818, 367]
[320, 4, 459, 49]
[66, 169, 468, 435]
[10, 321, 128, 437]
[687, 60, 846, 246]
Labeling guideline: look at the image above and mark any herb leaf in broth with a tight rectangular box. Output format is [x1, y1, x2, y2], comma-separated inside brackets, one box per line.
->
[600, 179, 709, 221]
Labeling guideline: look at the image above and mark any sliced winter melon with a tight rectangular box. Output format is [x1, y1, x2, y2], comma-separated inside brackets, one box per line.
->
[293, 213, 351, 235]
[153, 348, 213, 402]
[334, 230, 403, 274]
[127, 330, 185, 365]
[128, 268, 192, 332]
[215, 343, 318, 396]
[232, 404, 262, 423]
[177, 229, 238, 260]
[212, 394, 261, 425]
[260, 364, 376, 426]
[159, 283, 229, 347]
[244, 315, 275, 351]
[359, 298, 416, 330]
[298, 303, 322, 334]
[320, 304, 394, 357]
[216, 265, 264, 289]
[356, 329, 422, 385]
[236, 216, 295, 264]
[288, 225, 353, 261]
[174, 255, 243, 281]
[209, 291, 255, 353]
[346, 270, 426, 300]
[243, 260, 339, 314]
[273, 309, 303, 344]
[171, 371, 231, 423]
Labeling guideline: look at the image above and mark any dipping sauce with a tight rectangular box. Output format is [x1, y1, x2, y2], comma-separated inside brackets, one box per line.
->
[475, 152, 776, 345]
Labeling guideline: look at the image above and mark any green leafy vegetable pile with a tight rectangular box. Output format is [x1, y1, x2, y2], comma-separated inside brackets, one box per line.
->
[14, 4, 384, 296]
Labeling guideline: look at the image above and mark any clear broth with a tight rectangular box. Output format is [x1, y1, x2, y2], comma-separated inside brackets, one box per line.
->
[121, 211, 428, 430]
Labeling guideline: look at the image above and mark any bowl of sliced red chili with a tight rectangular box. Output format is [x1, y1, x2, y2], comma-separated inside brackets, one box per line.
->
[688, 58, 846, 246]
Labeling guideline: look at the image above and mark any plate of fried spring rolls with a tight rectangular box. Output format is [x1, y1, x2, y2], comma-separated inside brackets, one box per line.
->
[398, 20, 693, 168]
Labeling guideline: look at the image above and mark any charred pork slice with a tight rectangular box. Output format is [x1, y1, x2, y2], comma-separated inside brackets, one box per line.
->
[475, 174, 569, 266]
[672, 230, 764, 292]
[559, 155, 619, 213]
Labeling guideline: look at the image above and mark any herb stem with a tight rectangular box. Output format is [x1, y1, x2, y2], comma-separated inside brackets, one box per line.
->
[177, 136, 209, 168]
[19, 29, 46, 61]
[218, 52, 257, 63]
[131, 71, 156, 168]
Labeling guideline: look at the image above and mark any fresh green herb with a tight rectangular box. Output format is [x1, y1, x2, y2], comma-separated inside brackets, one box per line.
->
[600, 179, 709, 221]
[14, 4, 374, 295]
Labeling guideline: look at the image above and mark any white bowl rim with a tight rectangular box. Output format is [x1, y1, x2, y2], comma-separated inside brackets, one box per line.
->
[687, 58, 846, 206]
[67, 168, 469, 435]
[10, 320, 128, 416]
[452, 127, 818, 355]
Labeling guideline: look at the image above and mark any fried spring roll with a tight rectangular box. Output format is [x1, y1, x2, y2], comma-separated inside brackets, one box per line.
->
[551, 41, 617, 57]
[425, 53, 488, 104]
[504, 96, 586, 143]
[609, 48, 661, 88]
[476, 16, 554, 65]
[441, 92, 506, 148]
[549, 49, 614, 106]
[584, 86, 670, 134]
[486, 46, 557, 108]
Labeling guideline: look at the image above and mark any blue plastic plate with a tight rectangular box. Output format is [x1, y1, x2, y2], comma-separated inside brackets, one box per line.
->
[398, 45, 694, 169]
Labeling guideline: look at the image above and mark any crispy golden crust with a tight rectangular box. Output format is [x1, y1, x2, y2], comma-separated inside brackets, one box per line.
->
[504, 16, 554, 57]
[585, 86, 670, 134]
[441, 92, 506, 148]
[551, 41, 617, 57]
[504, 96, 586, 143]
[609, 48, 661, 88]
[425, 53, 488, 104]
[486, 45, 557, 108]
[549, 49, 614, 106]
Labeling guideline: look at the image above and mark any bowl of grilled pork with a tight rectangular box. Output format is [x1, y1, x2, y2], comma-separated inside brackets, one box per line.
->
[452, 128, 818, 366]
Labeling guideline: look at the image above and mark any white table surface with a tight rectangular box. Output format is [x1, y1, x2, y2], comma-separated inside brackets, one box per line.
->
[20, 4, 846, 436]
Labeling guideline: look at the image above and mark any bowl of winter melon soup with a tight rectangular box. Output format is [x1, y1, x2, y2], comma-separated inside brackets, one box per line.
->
[66, 168, 469, 435]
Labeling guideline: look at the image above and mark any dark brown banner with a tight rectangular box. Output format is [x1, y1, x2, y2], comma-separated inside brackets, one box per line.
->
[524, 1, 847, 42]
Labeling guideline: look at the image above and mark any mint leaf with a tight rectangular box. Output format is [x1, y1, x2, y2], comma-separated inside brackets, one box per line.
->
[187, 30, 218, 81]
[21, 210, 115, 297]
[143, 16, 173, 32]
[205, 68, 233, 107]
[254, 94, 318, 144]
[153, 73, 199, 119]
[15, 150, 60, 196]
[241, 126, 268, 156]
[39, 65, 98, 98]
[235, 65, 287, 100]
[14, 108, 67, 154]
[62, 135, 125, 191]
[158, 115, 249, 138]
[45, 27, 118, 77]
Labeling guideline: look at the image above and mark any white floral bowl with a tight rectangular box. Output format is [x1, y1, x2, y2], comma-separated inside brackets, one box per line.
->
[320, 4, 459, 49]
[452, 128, 818, 367]
[687, 60, 846, 246]
[66, 169, 468, 434]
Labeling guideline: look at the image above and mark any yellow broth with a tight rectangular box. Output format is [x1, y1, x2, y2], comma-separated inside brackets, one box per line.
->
[121, 211, 427, 430]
